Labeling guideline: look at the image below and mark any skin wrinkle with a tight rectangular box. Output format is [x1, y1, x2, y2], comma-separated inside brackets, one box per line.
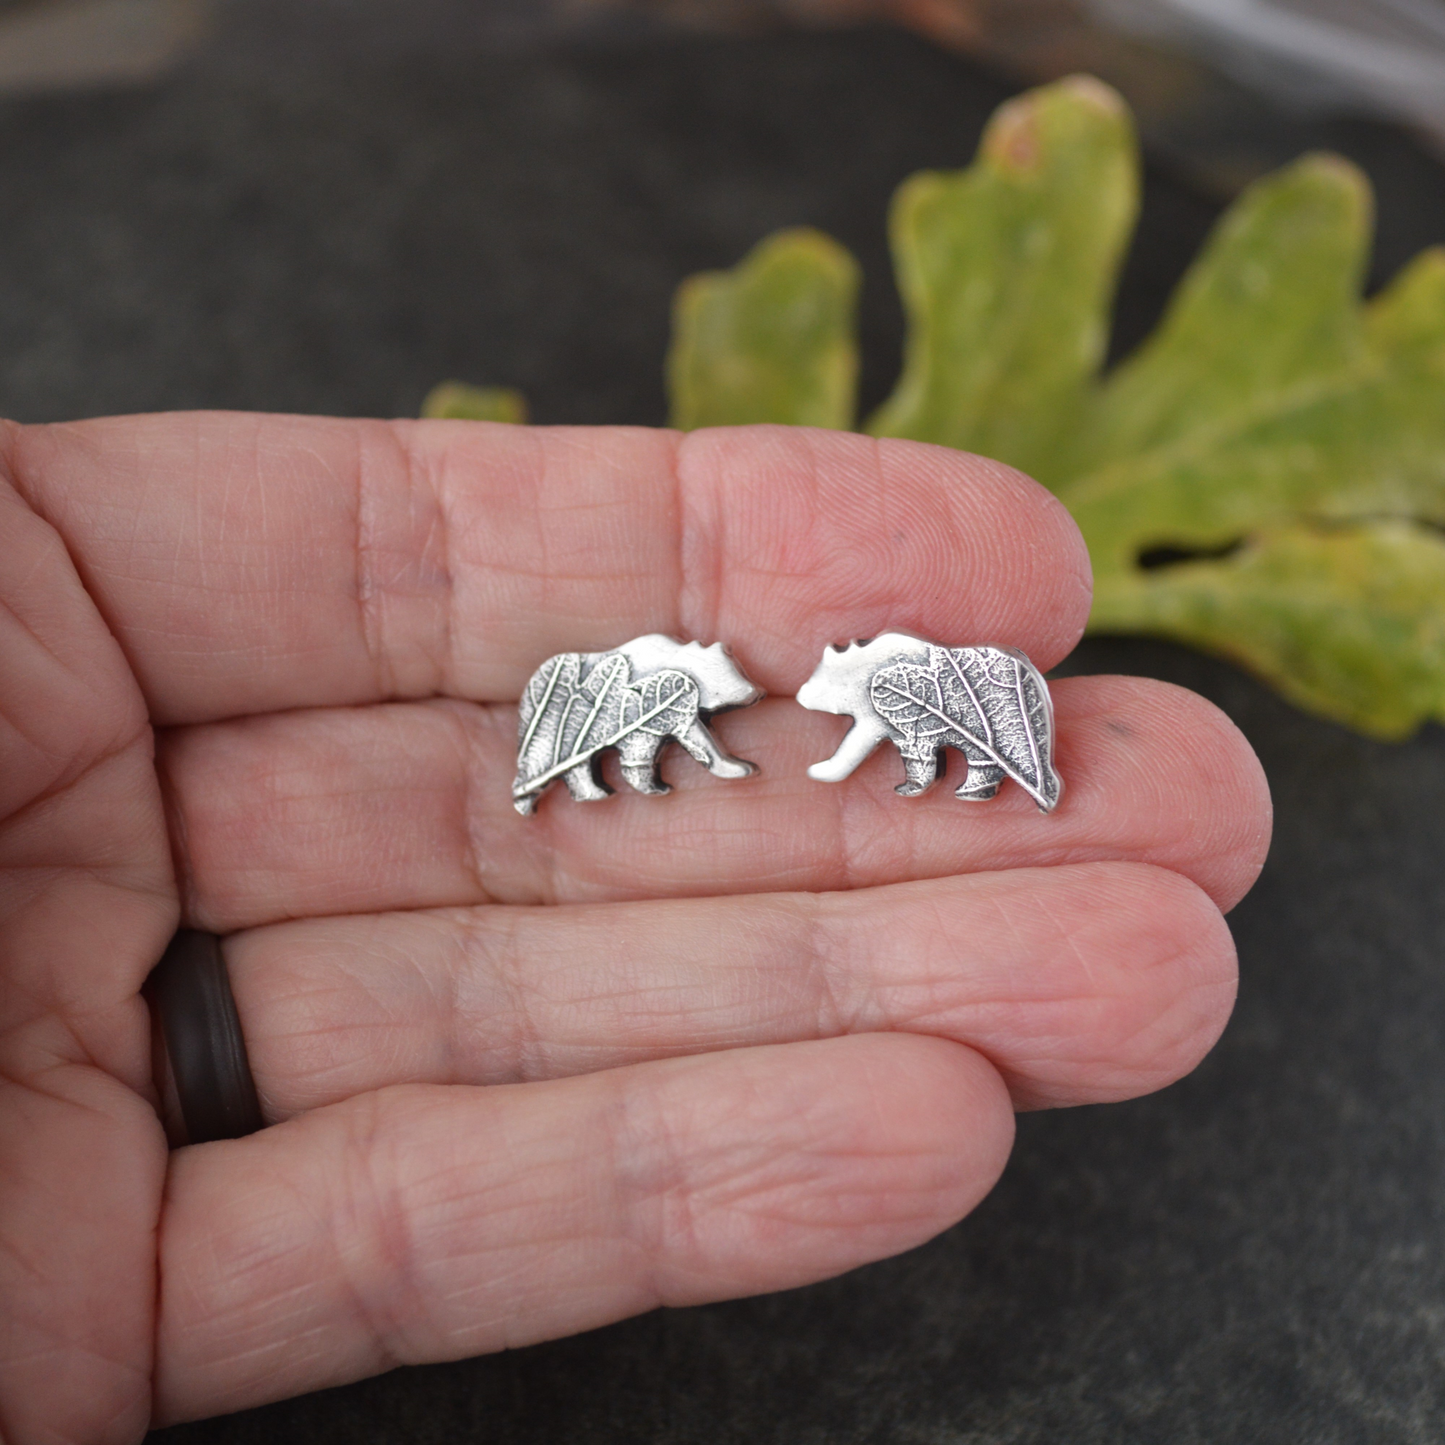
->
[843, 726, 975, 893]
[4, 844, 172, 910]
[1080, 956, 1209, 1082]
[463, 704, 520, 905]
[151, 1032, 1019, 1419]
[3, 907, 166, 1070]
[1032, 892, 1102, 995]
[0, 1159, 75, 1295]
[1120, 925, 1236, 1054]
[185, 1170, 360, 1392]
[3, 1343, 149, 1445]
[804, 896, 857, 1040]
[469, 907, 544, 1087]
[608, 1068, 694, 1311]
[0, 540, 147, 803]
[208, 433, 241, 617]
[396, 423, 458, 700]
[439, 915, 482, 1088]
[0, 930, 88, 1046]
[341, 923, 443, 1090]
[978, 887, 1031, 1017]
[197, 1319, 330, 1397]
[327, 1093, 418, 1377]
[353, 426, 390, 703]
[0, 565, 78, 687]
[1032, 903, 1232, 1099]
[2, 997, 139, 1089]
[349, 949, 431, 1091]
[437, 701, 492, 914]
[671, 1089, 819, 1287]
[755, 435, 832, 656]
[900, 889, 989, 1035]
[154, 729, 202, 926]
[0, 731, 153, 872]
[195, 1259, 334, 1369]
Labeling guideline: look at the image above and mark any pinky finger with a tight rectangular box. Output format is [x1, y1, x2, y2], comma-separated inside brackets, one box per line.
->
[153, 1032, 1013, 1425]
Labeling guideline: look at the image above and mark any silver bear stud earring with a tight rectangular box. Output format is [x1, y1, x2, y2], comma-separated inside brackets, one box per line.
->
[512, 635, 762, 816]
[796, 632, 1062, 813]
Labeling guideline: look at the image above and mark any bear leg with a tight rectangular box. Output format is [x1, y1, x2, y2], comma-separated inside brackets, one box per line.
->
[617, 733, 671, 796]
[956, 759, 1004, 802]
[895, 751, 940, 797]
[621, 764, 670, 795]
[678, 717, 756, 780]
[806, 718, 890, 783]
[564, 759, 613, 802]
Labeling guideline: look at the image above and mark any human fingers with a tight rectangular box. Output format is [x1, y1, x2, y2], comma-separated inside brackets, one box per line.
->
[0, 463, 175, 1444]
[226, 861, 1235, 1118]
[159, 673, 1271, 930]
[153, 1032, 1013, 1424]
[10, 416, 1089, 725]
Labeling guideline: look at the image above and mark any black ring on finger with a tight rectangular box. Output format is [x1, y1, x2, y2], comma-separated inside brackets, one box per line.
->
[146, 929, 264, 1145]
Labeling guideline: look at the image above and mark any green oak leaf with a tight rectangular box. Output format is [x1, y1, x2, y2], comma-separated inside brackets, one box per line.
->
[867, 75, 1139, 484]
[664, 77, 1445, 740]
[1063, 209, 1445, 739]
[421, 381, 528, 423]
[667, 227, 860, 431]
[1091, 521, 1445, 741]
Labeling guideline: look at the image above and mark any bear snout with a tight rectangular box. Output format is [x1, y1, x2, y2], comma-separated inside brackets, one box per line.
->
[796, 670, 835, 713]
[712, 678, 763, 709]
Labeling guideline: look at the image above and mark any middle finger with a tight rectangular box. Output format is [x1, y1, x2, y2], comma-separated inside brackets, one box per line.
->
[160, 674, 1270, 931]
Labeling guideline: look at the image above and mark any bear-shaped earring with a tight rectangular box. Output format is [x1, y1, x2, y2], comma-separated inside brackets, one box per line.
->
[795, 632, 1062, 813]
[512, 635, 763, 815]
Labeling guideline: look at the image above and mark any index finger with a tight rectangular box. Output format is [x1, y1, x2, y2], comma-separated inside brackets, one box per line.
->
[7, 414, 1090, 725]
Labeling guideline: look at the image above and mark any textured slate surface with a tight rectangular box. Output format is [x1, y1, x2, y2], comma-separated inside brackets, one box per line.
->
[1, 19, 1441, 1444]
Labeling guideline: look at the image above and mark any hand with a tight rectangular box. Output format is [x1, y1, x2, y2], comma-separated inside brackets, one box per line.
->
[0, 415, 1270, 1439]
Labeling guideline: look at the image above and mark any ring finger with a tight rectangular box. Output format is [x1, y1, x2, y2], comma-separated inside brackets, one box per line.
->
[227, 859, 1238, 1119]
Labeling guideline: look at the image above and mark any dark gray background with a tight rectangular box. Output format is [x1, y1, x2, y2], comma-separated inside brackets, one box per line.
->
[2, 16, 1441, 1443]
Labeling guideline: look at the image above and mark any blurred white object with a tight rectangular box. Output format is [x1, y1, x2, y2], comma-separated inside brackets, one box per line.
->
[1088, 0, 1445, 140]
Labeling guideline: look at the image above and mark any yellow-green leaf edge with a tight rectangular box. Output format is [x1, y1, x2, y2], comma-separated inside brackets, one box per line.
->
[663, 76, 1445, 742]
[667, 227, 861, 431]
[422, 381, 529, 424]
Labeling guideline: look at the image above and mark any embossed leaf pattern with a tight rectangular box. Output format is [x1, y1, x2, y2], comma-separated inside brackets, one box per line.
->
[514, 653, 698, 803]
[870, 646, 1059, 811]
[620, 671, 700, 741]
[661, 78, 1445, 741]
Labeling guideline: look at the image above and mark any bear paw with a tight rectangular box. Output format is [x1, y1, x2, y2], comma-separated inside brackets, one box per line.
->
[710, 757, 757, 780]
